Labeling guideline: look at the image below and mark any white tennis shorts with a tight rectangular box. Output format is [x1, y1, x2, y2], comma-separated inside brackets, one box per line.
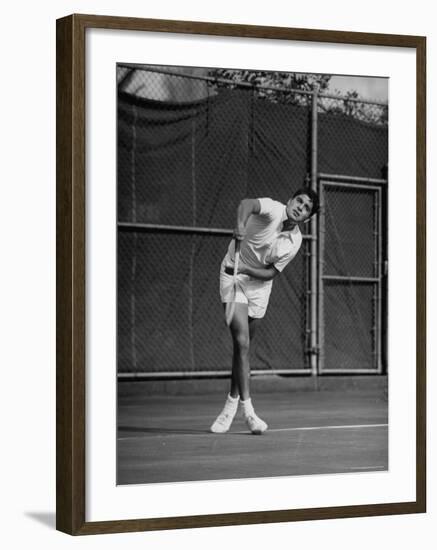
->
[219, 259, 273, 319]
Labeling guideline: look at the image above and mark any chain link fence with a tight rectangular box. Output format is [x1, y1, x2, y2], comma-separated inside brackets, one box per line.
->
[117, 64, 388, 377]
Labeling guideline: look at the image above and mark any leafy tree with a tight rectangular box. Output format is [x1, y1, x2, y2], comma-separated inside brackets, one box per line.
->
[319, 90, 388, 125]
[208, 68, 331, 105]
[208, 68, 387, 124]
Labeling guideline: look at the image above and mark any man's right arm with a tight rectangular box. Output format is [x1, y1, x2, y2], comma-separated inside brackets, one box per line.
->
[235, 198, 261, 240]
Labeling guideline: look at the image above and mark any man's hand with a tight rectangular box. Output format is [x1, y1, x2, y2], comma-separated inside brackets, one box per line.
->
[233, 226, 247, 241]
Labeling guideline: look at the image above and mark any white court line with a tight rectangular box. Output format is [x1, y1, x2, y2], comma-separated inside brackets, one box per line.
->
[251, 423, 388, 434]
[118, 423, 388, 441]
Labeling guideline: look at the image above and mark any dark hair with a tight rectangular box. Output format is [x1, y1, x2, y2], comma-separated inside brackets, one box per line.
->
[292, 187, 319, 217]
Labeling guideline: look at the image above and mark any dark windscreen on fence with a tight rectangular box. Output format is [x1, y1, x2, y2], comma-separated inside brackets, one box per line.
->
[117, 79, 387, 375]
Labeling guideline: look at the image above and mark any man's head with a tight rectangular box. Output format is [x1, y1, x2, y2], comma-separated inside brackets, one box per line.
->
[286, 188, 319, 223]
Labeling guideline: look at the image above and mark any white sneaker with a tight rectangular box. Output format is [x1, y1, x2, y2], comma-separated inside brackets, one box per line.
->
[245, 413, 268, 435]
[210, 397, 238, 433]
[210, 409, 237, 433]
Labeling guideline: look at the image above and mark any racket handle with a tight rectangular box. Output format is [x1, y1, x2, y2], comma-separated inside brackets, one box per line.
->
[225, 239, 240, 327]
[233, 239, 241, 275]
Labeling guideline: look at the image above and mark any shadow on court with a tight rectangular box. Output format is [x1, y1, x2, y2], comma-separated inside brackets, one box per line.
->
[117, 380, 388, 485]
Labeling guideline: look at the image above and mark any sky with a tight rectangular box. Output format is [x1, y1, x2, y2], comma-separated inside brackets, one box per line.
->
[327, 75, 388, 103]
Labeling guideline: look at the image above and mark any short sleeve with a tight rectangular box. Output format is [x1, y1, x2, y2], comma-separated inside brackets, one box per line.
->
[258, 197, 282, 220]
[274, 248, 298, 272]
[257, 197, 274, 216]
[272, 234, 302, 272]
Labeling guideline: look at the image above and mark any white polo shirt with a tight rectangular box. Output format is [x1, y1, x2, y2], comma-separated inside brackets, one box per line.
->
[224, 197, 303, 272]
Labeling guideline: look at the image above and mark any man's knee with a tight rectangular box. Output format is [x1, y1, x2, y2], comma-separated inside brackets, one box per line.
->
[233, 332, 250, 353]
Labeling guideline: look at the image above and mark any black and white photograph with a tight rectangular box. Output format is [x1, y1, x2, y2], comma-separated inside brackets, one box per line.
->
[116, 63, 389, 485]
[1, 0, 433, 543]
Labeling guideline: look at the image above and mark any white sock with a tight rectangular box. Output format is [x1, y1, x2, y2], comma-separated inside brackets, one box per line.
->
[223, 394, 239, 411]
[240, 398, 255, 417]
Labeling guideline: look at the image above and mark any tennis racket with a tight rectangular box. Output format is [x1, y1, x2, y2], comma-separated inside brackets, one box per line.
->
[225, 239, 241, 326]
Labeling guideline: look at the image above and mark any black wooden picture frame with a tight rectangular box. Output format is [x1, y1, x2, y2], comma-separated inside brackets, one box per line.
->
[56, 13, 426, 535]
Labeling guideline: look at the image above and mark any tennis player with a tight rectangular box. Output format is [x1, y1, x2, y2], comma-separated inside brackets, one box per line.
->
[210, 188, 319, 435]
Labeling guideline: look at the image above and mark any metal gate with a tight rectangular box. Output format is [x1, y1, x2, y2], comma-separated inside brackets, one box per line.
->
[318, 177, 385, 373]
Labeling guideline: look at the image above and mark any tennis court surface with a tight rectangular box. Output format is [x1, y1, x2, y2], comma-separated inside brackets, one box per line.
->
[117, 378, 388, 485]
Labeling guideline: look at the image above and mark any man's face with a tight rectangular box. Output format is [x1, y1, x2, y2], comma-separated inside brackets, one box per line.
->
[286, 194, 313, 223]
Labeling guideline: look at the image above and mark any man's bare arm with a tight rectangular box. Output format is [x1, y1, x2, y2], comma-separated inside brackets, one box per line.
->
[235, 198, 261, 240]
[225, 264, 279, 281]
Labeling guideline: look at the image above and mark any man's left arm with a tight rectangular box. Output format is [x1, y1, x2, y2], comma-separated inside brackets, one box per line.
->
[224, 264, 279, 281]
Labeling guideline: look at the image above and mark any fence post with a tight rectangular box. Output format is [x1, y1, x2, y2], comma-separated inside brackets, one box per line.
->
[310, 84, 319, 379]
